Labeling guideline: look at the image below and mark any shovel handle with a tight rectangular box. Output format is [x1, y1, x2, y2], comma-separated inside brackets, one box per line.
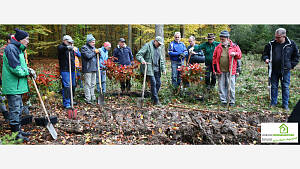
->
[97, 53, 103, 94]
[31, 77, 51, 122]
[227, 56, 235, 109]
[69, 51, 74, 108]
[141, 63, 148, 99]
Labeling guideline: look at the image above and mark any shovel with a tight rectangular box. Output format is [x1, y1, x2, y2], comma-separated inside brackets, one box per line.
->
[227, 56, 235, 110]
[97, 53, 105, 106]
[31, 77, 57, 140]
[67, 51, 78, 119]
[137, 62, 148, 108]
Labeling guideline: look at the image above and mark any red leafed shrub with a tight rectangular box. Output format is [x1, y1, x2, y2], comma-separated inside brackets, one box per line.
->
[104, 56, 139, 82]
[177, 63, 205, 84]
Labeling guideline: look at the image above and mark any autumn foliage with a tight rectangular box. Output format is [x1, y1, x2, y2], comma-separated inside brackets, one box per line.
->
[177, 63, 205, 84]
[104, 56, 140, 82]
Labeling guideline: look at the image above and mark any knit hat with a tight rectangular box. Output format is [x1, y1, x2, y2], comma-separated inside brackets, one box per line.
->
[103, 42, 111, 48]
[14, 28, 29, 41]
[219, 30, 230, 38]
[86, 34, 96, 43]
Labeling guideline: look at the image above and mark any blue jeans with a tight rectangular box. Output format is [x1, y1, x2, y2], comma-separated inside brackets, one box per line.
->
[171, 60, 183, 88]
[270, 70, 290, 108]
[149, 71, 161, 102]
[6, 94, 23, 126]
[61, 71, 76, 107]
[96, 70, 106, 93]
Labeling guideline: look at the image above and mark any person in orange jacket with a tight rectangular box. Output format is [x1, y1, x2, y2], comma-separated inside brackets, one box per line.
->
[212, 30, 242, 106]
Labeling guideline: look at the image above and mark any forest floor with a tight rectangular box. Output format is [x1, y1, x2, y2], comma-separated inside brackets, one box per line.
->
[0, 54, 299, 145]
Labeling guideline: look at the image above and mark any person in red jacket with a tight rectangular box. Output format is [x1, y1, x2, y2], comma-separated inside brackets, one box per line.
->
[212, 30, 242, 106]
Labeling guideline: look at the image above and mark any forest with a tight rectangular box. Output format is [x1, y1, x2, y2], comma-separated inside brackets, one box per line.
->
[0, 24, 299, 145]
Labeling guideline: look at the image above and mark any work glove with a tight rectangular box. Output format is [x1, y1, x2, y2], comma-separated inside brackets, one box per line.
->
[67, 45, 74, 51]
[28, 67, 37, 80]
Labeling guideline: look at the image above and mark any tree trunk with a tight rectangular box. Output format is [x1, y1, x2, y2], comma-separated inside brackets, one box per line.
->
[61, 25, 66, 40]
[180, 24, 185, 38]
[128, 24, 132, 49]
[155, 24, 165, 58]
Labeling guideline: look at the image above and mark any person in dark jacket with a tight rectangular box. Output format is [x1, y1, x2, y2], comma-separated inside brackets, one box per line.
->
[187, 36, 205, 65]
[168, 32, 188, 89]
[57, 35, 76, 109]
[262, 28, 299, 111]
[2, 28, 36, 142]
[113, 38, 134, 94]
[81, 34, 99, 104]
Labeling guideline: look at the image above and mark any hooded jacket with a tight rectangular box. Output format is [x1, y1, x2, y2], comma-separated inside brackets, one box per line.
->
[136, 40, 166, 76]
[2, 39, 29, 94]
[81, 43, 98, 73]
[262, 37, 299, 74]
[113, 44, 133, 66]
[57, 42, 75, 72]
[212, 40, 242, 75]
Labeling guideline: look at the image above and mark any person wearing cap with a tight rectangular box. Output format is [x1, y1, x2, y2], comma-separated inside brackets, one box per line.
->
[136, 36, 166, 105]
[96, 42, 111, 93]
[2, 28, 36, 142]
[195, 33, 220, 89]
[81, 34, 99, 104]
[212, 30, 242, 106]
[168, 32, 188, 89]
[57, 35, 77, 109]
[262, 28, 299, 111]
[187, 36, 205, 65]
[113, 38, 134, 94]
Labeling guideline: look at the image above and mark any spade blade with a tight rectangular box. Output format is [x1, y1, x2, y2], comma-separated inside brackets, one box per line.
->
[46, 122, 57, 140]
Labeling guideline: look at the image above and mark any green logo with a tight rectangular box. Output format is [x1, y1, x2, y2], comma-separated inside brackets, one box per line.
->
[279, 124, 288, 134]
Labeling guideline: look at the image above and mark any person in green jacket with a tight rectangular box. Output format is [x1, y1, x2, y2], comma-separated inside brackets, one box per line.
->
[2, 28, 36, 142]
[195, 33, 220, 89]
[136, 36, 166, 105]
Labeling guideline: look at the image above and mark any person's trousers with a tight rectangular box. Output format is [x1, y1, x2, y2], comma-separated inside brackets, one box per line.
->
[120, 79, 131, 92]
[270, 70, 290, 108]
[217, 72, 236, 104]
[6, 94, 23, 126]
[96, 70, 107, 93]
[205, 64, 216, 87]
[75, 68, 83, 88]
[171, 60, 183, 88]
[148, 71, 161, 102]
[61, 71, 76, 107]
[84, 72, 97, 101]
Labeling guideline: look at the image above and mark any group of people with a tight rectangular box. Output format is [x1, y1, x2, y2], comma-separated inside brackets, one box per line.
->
[0, 27, 299, 142]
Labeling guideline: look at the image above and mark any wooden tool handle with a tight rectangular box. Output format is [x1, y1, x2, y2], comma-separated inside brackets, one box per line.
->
[31, 77, 51, 122]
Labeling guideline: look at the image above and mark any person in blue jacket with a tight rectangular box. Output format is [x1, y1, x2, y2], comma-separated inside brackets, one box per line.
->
[96, 42, 111, 93]
[113, 38, 134, 94]
[168, 32, 188, 88]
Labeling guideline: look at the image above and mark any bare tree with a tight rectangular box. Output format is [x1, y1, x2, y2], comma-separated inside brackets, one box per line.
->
[128, 24, 132, 49]
[155, 24, 165, 57]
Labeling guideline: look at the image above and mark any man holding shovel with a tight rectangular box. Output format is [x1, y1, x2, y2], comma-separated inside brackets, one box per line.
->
[81, 34, 98, 104]
[136, 36, 166, 105]
[57, 35, 76, 109]
[2, 28, 36, 142]
[262, 28, 299, 111]
[212, 30, 242, 107]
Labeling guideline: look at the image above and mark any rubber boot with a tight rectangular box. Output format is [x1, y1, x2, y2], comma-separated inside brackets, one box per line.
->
[2, 111, 9, 122]
[10, 124, 29, 142]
